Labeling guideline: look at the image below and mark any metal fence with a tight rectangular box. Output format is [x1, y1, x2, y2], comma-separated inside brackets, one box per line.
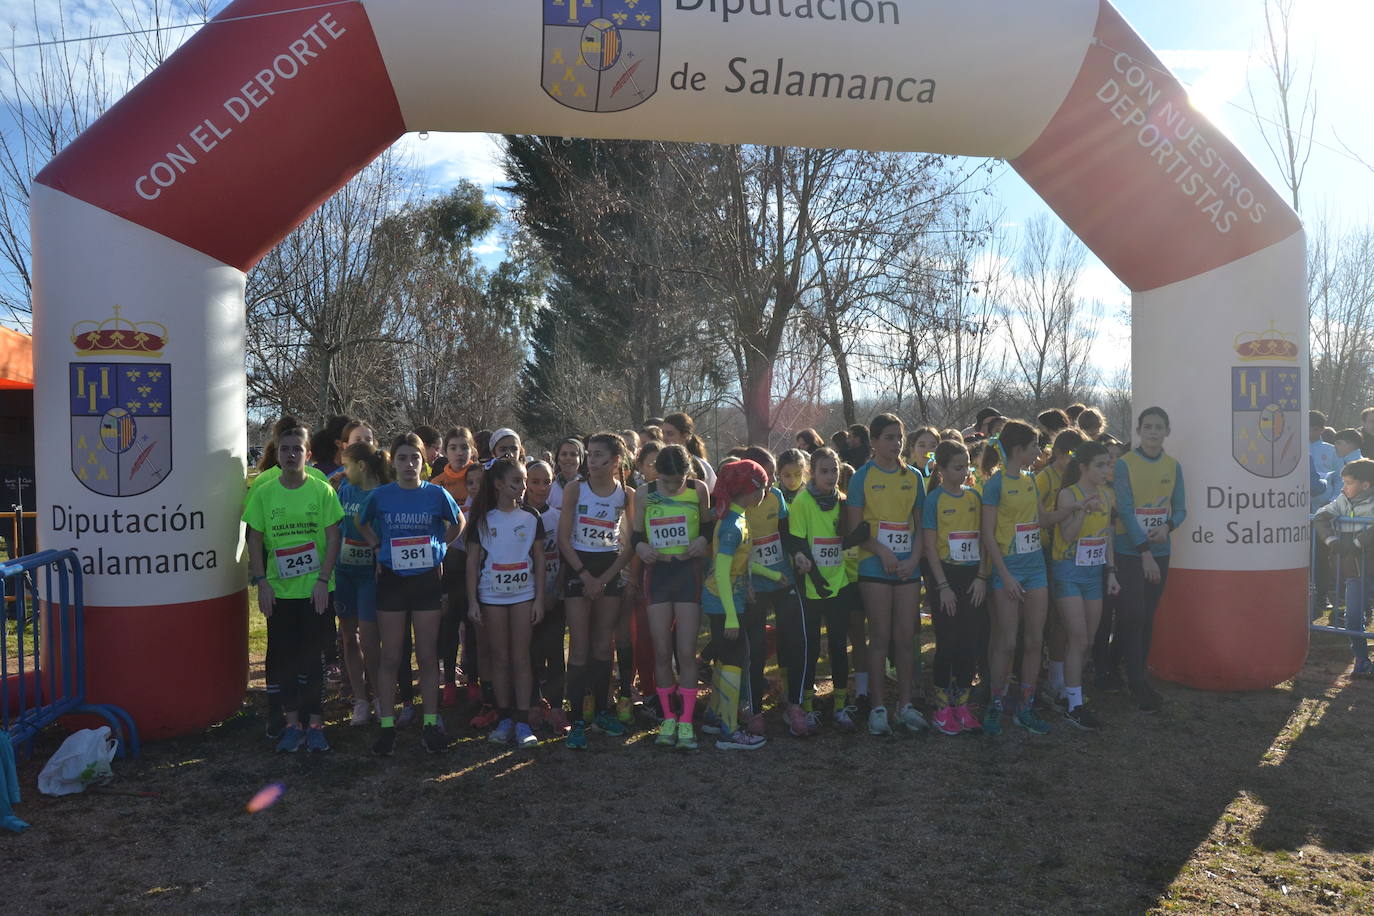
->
[1309, 514, 1374, 643]
[2, 549, 139, 756]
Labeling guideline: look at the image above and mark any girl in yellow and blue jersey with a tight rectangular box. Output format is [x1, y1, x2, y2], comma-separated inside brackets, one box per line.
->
[742, 446, 798, 737]
[979, 418, 1052, 737]
[632, 444, 711, 750]
[920, 440, 989, 736]
[1050, 441, 1119, 732]
[1113, 406, 1187, 713]
[701, 459, 776, 751]
[845, 413, 927, 736]
[1039, 428, 1085, 706]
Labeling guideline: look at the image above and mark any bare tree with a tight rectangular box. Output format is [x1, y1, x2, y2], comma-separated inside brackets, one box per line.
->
[1247, 0, 1316, 215]
[1308, 219, 1374, 423]
[1005, 214, 1099, 406]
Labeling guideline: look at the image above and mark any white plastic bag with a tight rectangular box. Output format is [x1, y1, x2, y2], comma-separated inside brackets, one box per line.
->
[37, 726, 118, 796]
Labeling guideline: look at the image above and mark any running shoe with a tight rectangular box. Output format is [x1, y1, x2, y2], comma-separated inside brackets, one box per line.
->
[931, 707, 961, 736]
[747, 713, 766, 737]
[470, 704, 500, 729]
[716, 728, 766, 751]
[1014, 706, 1051, 735]
[982, 704, 1004, 737]
[868, 706, 892, 736]
[833, 705, 857, 732]
[490, 718, 515, 745]
[441, 683, 461, 708]
[305, 725, 330, 752]
[643, 695, 665, 724]
[656, 718, 679, 747]
[397, 704, 417, 727]
[1133, 685, 1164, 714]
[350, 700, 371, 727]
[1353, 657, 1374, 677]
[422, 723, 450, 753]
[853, 693, 872, 722]
[1063, 704, 1101, 731]
[953, 705, 982, 734]
[275, 724, 305, 753]
[591, 710, 628, 737]
[785, 704, 808, 737]
[616, 695, 634, 726]
[372, 727, 397, 756]
[897, 703, 928, 733]
[698, 708, 725, 735]
[325, 663, 342, 685]
[804, 711, 821, 735]
[515, 722, 539, 748]
[675, 721, 698, 750]
[548, 707, 571, 734]
[265, 709, 286, 740]
[566, 720, 588, 749]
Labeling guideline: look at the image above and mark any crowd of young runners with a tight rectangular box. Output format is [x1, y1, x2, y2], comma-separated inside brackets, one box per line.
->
[241, 404, 1189, 754]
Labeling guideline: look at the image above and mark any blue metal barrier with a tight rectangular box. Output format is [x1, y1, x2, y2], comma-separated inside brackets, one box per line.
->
[1, 550, 139, 757]
[1308, 514, 1374, 643]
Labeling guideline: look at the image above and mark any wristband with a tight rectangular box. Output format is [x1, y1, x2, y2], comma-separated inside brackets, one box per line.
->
[938, 583, 952, 591]
[1105, 565, 1117, 574]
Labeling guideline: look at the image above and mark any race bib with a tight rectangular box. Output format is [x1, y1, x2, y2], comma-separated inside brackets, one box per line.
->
[1075, 536, 1107, 567]
[947, 530, 980, 563]
[649, 515, 690, 550]
[390, 535, 433, 572]
[340, 538, 375, 568]
[1013, 522, 1041, 555]
[274, 542, 319, 579]
[544, 549, 561, 589]
[878, 521, 912, 554]
[573, 515, 618, 550]
[752, 532, 782, 567]
[490, 561, 531, 596]
[1136, 507, 1169, 535]
[812, 536, 842, 568]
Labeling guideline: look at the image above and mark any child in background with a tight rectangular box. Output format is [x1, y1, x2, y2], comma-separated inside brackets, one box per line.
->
[1313, 457, 1374, 677]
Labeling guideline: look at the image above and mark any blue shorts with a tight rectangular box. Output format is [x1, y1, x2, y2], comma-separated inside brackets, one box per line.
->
[1051, 559, 1103, 600]
[991, 551, 1047, 593]
[334, 571, 377, 624]
[858, 553, 918, 583]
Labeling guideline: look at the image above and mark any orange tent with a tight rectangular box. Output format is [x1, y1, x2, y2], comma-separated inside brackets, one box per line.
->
[0, 326, 32, 389]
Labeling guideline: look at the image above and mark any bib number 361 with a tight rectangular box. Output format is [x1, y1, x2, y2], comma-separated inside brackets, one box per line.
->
[391, 536, 433, 572]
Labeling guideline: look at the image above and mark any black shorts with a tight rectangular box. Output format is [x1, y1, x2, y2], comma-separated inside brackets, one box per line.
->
[377, 566, 444, 613]
[644, 558, 701, 605]
[563, 550, 624, 599]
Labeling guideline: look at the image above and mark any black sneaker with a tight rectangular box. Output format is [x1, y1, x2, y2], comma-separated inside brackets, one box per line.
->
[372, 727, 397, 756]
[421, 723, 450, 753]
[1133, 685, 1163, 713]
[1095, 670, 1126, 694]
[266, 710, 286, 740]
[854, 693, 872, 721]
[1063, 704, 1101, 731]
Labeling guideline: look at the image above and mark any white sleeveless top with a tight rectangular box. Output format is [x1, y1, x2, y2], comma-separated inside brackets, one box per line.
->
[569, 480, 627, 553]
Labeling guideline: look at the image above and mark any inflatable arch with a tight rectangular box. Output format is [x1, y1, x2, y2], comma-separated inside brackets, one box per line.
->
[32, 0, 1308, 737]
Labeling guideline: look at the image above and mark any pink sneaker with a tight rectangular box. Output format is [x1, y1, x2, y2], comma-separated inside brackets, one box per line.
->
[931, 706, 962, 736]
[547, 707, 571, 734]
[785, 704, 808, 737]
[953, 705, 982, 733]
[470, 704, 500, 729]
[747, 713, 766, 737]
[441, 683, 460, 708]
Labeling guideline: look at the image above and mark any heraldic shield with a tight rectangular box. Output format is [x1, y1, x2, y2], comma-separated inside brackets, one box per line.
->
[1231, 366, 1300, 479]
[70, 362, 172, 497]
[543, 0, 661, 113]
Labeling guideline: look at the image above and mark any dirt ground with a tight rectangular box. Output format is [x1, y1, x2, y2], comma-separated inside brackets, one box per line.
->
[4, 627, 1373, 915]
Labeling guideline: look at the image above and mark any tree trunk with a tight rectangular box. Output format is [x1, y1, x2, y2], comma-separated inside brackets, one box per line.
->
[825, 310, 856, 426]
[743, 349, 773, 445]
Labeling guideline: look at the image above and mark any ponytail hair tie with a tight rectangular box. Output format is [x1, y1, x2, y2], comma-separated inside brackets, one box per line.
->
[991, 435, 1007, 464]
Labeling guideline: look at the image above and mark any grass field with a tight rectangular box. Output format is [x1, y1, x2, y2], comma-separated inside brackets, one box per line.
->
[4, 612, 1373, 914]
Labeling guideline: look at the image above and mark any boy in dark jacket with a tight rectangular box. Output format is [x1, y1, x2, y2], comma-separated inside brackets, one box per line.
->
[1313, 458, 1374, 676]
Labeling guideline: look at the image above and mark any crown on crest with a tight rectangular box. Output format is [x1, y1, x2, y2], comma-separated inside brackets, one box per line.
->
[71, 306, 167, 357]
[1233, 323, 1297, 362]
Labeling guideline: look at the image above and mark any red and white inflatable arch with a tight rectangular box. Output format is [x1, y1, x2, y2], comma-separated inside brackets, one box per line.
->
[32, 0, 1307, 737]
